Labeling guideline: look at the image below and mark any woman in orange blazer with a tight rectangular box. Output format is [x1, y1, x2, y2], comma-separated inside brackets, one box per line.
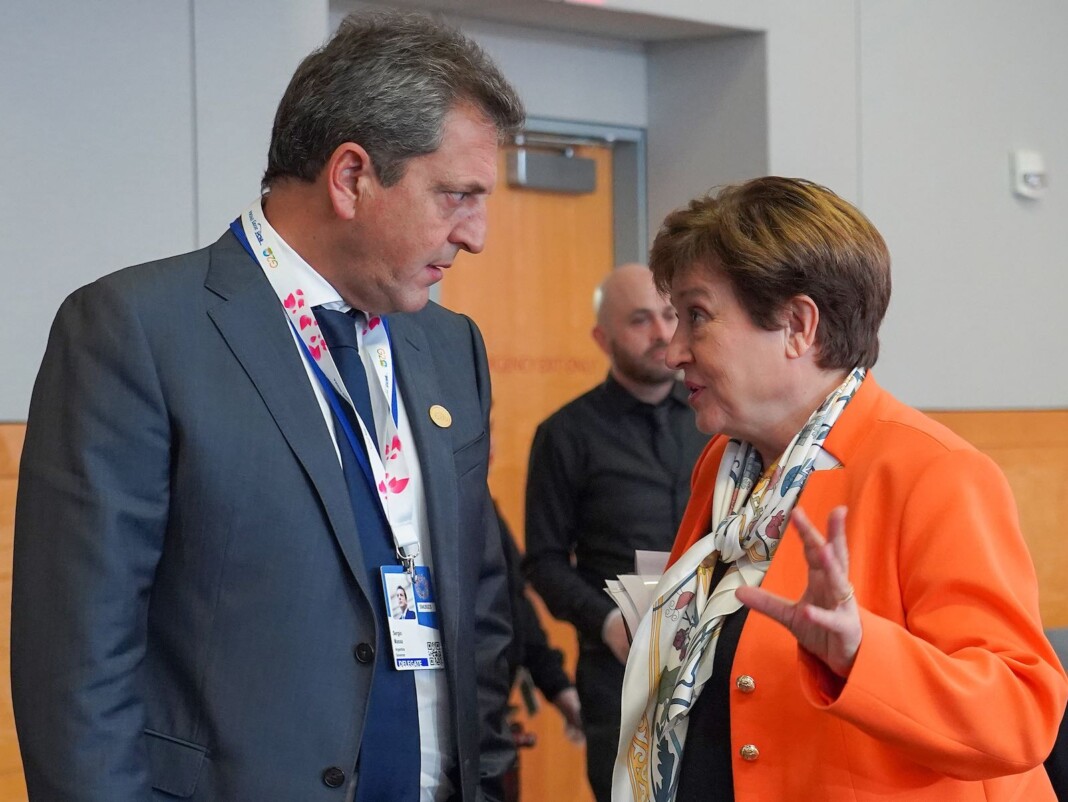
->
[613, 177, 1067, 802]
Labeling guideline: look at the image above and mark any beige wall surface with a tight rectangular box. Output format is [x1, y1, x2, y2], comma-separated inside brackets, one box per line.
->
[6, 1, 1068, 417]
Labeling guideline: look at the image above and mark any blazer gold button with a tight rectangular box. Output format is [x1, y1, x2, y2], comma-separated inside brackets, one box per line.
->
[740, 744, 760, 761]
[736, 674, 756, 693]
[429, 404, 452, 428]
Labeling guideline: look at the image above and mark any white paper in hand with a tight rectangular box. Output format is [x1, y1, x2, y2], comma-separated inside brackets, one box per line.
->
[604, 549, 671, 637]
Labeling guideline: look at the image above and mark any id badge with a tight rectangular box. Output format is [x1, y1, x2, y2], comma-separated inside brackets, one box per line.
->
[380, 565, 444, 670]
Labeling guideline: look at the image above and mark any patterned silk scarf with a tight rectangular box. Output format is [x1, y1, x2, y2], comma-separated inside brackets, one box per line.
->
[613, 368, 865, 802]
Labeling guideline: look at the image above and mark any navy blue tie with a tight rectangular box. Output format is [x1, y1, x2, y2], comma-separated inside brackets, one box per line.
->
[314, 307, 420, 801]
[315, 308, 379, 452]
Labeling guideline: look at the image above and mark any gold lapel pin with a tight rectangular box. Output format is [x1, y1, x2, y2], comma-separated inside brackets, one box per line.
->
[429, 404, 452, 428]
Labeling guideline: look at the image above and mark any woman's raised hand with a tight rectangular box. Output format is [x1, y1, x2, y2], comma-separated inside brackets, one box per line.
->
[734, 506, 862, 678]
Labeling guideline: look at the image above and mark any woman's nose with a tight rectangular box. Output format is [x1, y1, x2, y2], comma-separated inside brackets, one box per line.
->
[665, 332, 688, 370]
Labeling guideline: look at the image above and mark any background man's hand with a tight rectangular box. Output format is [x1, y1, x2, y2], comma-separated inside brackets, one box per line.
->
[602, 609, 631, 664]
[551, 687, 585, 744]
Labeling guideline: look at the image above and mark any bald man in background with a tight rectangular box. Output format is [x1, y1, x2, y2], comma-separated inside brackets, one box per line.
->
[523, 264, 708, 801]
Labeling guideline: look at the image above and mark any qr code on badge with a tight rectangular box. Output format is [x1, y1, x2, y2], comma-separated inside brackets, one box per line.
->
[427, 641, 443, 667]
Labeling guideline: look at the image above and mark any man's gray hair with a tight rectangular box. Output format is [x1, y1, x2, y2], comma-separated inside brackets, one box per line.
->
[262, 10, 525, 190]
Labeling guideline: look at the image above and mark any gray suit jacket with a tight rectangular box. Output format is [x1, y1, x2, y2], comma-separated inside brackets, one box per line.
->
[12, 231, 513, 801]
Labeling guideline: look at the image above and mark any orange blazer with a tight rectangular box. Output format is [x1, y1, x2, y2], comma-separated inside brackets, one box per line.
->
[669, 376, 1067, 800]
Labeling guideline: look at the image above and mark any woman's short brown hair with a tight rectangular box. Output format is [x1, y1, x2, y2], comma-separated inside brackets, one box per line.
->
[649, 177, 891, 370]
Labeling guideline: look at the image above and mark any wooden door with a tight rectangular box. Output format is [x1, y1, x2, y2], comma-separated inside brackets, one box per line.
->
[0, 424, 28, 801]
[441, 143, 614, 802]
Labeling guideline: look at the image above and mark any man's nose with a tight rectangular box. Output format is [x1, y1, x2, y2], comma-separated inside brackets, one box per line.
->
[654, 314, 677, 344]
[451, 205, 487, 254]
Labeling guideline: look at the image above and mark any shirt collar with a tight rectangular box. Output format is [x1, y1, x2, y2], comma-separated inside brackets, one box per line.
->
[603, 373, 689, 413]
[257, 201, 350, 313]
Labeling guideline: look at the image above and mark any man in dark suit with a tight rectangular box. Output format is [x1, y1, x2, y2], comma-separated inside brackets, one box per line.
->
[11, 11, 524, 801]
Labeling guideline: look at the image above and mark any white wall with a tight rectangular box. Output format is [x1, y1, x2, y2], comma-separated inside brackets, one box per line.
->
[333, 3, 650, 128]
[0, 0, 328, 420]
[194, 1, 330, 241]
[645, 33, 769, 238]
[1, 0, 197, 420]
[606, 0, 861, 202]
[4, 0, 1067, 417]
[461, 20, 648, 129]
[858, 0, 1068, 408]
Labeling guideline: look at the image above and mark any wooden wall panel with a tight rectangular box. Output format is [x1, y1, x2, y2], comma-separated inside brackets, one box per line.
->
[925, 409, 1068, 629]
[0, 423, 28, 801]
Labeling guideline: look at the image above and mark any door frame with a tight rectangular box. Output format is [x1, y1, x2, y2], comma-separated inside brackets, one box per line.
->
[522, 116, 648, 267]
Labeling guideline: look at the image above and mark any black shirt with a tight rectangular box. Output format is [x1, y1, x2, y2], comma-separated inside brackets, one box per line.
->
[523, 375, 709, 644]
[674, 559, 750, 802]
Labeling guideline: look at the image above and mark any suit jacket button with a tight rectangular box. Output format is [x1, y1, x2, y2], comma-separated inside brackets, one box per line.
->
[739, 744, 760, 761]
[735, 674, 756, 693]
[322, 766, 346, 787]
[354, 642, 375, 663]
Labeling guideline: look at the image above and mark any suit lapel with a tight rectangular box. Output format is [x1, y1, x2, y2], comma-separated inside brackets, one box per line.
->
[203, 234, 372, 597]
[389, 315, 461, 647]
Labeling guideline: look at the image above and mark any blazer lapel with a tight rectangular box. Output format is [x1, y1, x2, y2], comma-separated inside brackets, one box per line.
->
[772, 374, 885, 593]
[203, 234, 372, 596]
[388, 314, 462, 648]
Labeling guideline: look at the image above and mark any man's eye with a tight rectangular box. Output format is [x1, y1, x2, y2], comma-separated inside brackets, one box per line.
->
[447, 191, 469, 202]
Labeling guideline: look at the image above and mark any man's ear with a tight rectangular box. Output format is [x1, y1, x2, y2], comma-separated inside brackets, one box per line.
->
[782, 294, 820, 359]
[591, 324, 611, 357]
[324, 142, 375, 220]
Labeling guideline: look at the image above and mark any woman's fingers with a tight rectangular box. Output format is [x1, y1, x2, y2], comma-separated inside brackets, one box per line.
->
[826, 506, 850, 574]
[793, 506, 854, 609]
[736, 506, 862, 676]
[734, 584, 795, 629]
